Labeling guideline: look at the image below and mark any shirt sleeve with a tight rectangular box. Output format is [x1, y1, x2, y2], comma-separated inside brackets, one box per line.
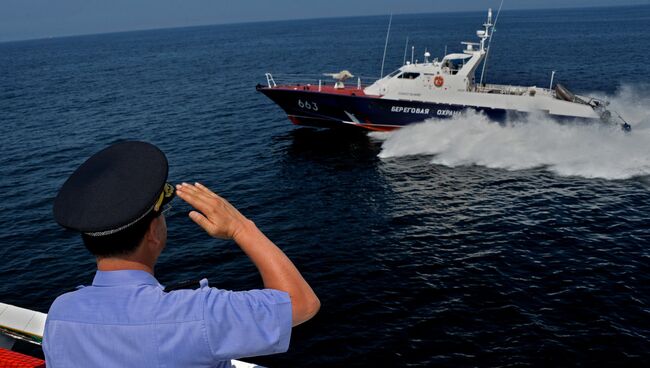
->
[202, 286, 292, 361]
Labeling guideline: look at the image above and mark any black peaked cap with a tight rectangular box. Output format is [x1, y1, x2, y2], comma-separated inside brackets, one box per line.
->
[53, 141, 171, 234]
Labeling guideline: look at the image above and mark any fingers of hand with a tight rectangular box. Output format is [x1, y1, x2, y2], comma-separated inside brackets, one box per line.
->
[189, 210, 229, 238]
[181, 182, 221, 202]
[188, 210, 212, 232]
[177, 182, 234, 215]
[194, 182, 219, 198]
[176, 182, 238, 238]
[176, 183, 217, 214]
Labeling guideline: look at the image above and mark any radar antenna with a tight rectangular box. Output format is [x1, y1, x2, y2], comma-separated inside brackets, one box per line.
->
[480, 0, 504, 85]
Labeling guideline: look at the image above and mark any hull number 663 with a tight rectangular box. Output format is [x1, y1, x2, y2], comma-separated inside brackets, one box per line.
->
[298, 99, 318, 111]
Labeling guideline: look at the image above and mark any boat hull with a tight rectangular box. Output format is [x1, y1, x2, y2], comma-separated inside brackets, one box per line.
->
[256, 86, 598, 131]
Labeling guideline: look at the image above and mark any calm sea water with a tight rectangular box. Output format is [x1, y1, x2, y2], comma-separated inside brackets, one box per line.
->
[1, 5, 650, 367]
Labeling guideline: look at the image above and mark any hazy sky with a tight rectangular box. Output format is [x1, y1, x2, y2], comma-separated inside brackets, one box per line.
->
[1, 0, 648, 42]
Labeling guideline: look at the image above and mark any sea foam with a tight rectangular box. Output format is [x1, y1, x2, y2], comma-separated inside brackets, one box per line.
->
[372, 84, 650, 180]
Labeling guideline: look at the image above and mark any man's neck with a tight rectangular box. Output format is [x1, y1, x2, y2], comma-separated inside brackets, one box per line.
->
[97, 258, 154, 275]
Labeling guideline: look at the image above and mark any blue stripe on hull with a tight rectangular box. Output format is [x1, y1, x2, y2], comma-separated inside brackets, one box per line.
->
[257, 87, 590, 129]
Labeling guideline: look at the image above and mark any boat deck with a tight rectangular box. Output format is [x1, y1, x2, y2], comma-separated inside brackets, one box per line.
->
[474, 83, 555, 97]
[266, 82, 558, 99]
[270, 84, 369, 96]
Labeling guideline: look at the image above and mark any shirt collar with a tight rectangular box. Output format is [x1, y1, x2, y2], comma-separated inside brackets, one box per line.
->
[92, 270, 162, 287]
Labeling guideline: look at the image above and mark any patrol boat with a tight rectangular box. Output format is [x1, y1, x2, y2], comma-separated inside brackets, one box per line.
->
[257, 9, 631, 132]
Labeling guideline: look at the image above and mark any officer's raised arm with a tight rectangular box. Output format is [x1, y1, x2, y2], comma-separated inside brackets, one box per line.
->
[175, 182, 320, 326]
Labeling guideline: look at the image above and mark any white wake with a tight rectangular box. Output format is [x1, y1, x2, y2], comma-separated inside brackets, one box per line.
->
[372, 84, 650, 180]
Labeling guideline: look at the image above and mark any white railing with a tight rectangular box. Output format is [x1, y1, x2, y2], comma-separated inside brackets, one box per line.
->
[264, 73, 276, 88]
[263, 73, 377, 90]
[475, 83, 554, 97]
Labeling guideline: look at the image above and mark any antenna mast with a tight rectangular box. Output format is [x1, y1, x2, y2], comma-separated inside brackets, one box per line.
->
[480, 0, 504, 85]
[402, 36, 409, 65]
[380, 13, 393, 78]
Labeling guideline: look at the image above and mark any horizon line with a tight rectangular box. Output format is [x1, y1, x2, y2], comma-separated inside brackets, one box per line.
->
[1, 3, 646, 45]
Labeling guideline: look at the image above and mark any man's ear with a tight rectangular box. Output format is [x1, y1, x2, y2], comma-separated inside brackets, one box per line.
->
[144, 216, 162, 247]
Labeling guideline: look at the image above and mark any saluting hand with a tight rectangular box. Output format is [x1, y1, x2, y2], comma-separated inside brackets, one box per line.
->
[175, 182, 250, 240]
[176, 183, 320, 326]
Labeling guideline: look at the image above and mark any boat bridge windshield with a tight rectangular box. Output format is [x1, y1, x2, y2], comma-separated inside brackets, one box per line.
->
[398, 72, 420, 80]
[387, 69, 402, 78]
[441, 53, 472, 75]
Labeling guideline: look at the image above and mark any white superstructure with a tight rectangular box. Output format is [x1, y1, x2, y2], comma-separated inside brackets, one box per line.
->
[364, 9, 609, 120]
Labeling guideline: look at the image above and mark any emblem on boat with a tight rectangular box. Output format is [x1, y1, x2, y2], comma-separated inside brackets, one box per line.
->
[434, 76, 444, 87]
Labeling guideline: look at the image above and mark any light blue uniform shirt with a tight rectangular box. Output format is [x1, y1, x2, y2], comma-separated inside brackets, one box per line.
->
[43, 270, 292, 367]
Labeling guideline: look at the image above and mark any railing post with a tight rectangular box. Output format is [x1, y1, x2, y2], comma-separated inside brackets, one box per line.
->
[265, 73, 276, 88]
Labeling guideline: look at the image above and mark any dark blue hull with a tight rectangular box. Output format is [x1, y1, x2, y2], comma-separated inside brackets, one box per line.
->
[257, 86, 510, 130]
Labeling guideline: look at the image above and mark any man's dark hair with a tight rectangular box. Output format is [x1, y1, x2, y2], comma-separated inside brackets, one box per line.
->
[81, 212, 158, 258]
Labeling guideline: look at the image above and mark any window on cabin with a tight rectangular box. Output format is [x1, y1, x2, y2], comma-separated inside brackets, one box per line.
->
[387, 69, 402, 78]
[443, 59, 465, 75]
[398, 72, 420, 80]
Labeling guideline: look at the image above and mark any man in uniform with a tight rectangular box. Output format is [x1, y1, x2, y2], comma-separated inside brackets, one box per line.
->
[43, 141, 320, 367]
